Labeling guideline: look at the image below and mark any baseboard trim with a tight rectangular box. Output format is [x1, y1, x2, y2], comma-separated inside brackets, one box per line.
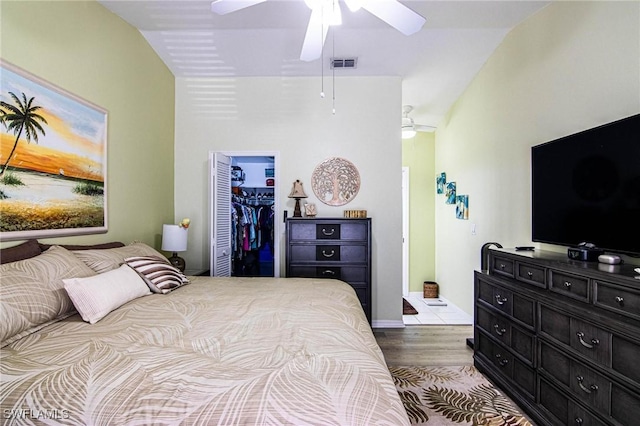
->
[372, 320, 405, 329]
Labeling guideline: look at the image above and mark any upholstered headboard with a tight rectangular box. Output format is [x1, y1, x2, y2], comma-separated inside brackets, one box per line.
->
[0, 240, 125, 264]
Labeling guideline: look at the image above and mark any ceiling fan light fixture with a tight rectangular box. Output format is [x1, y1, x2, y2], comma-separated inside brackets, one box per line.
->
[401, 116, 416, 139]
[402, 128, 417, 139]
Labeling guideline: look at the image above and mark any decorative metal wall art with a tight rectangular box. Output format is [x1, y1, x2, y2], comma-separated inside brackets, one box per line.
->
[311, 157, 360, 206]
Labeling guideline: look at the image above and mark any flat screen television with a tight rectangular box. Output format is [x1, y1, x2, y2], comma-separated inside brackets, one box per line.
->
[531, 114, 640, 255]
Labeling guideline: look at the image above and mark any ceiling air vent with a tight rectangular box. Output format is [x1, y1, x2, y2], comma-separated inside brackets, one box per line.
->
[331, 58, 358, 69]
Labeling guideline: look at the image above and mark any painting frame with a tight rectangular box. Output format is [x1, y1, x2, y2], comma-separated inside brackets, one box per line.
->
[456, 195, 469, 220]
[445, 181, 456, 204]
[0, 60, 108, 241]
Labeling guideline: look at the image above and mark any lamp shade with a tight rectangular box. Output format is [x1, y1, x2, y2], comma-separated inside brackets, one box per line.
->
[401, 116, 416, 139]
[161, 224, 188, 252]
[288, 179, 308, 198]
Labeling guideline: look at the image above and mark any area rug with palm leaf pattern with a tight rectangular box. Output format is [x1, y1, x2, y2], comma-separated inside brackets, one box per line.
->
[390, 365, 533, 425]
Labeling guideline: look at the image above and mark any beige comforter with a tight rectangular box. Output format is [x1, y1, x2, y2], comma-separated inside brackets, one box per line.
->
[1, 277, 409, 425]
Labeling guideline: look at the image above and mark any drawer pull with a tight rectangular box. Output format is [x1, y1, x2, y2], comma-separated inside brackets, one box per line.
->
[615, 296, 624, 305]
[321, 228, 335, 236]
[499, 263, 506, 270]
[564, 281, 572, 289]
[576, 332, 599, 349]
[576, 376, 598, 394]
[495, 294, 508, 305]
[527, 271, 533, 278]
[321, 270, 336, 276]
[493, 324, 506, 336]
[495, 354, 509, 367]
[321, 249, 335, 258]
[575, 418, 583, 425]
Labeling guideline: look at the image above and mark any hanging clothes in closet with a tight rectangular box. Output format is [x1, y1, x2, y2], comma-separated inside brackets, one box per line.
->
[231, 197, 274, 277]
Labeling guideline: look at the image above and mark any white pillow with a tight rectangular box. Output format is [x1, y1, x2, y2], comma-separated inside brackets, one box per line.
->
[63, 264, 151, 324]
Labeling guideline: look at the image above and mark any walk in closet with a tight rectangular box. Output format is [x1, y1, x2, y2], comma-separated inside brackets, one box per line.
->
[209, 152, 280, 278]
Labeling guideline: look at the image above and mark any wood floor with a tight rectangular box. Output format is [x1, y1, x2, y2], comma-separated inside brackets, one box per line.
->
[373, 325, 474, 366]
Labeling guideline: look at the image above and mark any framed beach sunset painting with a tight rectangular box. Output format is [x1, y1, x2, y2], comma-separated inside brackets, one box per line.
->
[0, 60, 108, 241]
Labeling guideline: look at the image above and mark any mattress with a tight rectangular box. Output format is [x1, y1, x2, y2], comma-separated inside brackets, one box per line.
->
[1, 276, 409, 425]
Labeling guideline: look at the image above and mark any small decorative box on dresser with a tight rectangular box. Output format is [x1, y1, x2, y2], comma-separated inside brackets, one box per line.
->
[474, 248, 640, 426]
[286, 218, 372, 323]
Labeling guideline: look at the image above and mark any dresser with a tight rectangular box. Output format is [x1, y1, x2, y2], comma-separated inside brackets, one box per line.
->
[285, 218, 372, 323]
[474, 248, 640, 426]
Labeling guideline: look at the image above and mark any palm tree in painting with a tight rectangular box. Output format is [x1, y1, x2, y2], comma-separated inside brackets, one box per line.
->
[0, 91, 48, 177]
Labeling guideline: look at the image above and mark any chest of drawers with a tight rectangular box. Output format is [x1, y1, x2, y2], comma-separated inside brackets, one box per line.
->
[475, 248, 640, 426]
[285, 218, 372, 323]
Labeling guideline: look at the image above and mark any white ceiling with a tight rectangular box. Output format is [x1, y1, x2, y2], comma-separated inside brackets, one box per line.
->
[98, 0, 549, 127]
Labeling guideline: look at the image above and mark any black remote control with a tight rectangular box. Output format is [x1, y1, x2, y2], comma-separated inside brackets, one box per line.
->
[515, 246, 535, 251]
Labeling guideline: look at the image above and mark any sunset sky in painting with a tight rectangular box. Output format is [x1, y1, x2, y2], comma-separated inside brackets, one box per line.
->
[0, 63, 106, 181]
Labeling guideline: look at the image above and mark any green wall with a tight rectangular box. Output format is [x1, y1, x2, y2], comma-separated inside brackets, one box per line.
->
[402, 131, 436, 293]
[0, 0, 175, 249]
[433, 1, 640, 315]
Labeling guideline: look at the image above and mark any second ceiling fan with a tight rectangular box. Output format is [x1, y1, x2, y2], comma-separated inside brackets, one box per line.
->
[211, 0, 426, 62]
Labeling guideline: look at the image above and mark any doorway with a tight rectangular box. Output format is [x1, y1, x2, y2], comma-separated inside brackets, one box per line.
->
[402, 167, 409, 297]
[209, 151, 280, 277]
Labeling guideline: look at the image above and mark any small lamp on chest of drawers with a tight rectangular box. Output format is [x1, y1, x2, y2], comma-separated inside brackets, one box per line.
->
[288, 179, 308, 217]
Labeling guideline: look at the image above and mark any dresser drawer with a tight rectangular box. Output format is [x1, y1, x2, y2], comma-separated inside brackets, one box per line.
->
[477, 279, 535, 327]
[316, 223, 341, 239]
[540, 342, 640, 424]
[594, 280, 640, 322]
[288, 266, 367, 282]
[612, 334, 640, 388]
[287, 221, 369, 241]
[539, 342, 609, 414]
[288, 244, 367, 263]
[549, 270, 590, 303]
[476, 332, 535, 398]
[538, 377, 607, 426]
[491, 255, 515, 278]
[477, 305, 534, 363]
[516, 261, 546, 288]
[477, 305, 512, 346]
[539, 305, 611, 366]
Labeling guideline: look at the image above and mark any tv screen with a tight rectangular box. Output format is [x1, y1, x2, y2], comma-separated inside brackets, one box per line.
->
[531, 114, 640, 255]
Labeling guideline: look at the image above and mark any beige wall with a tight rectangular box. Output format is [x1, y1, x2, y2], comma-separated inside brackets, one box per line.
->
[434, 1, 640, 315]
[174, 76, 405, 324]
[0, 1, 175, 249]
[402, 132, 436, 292]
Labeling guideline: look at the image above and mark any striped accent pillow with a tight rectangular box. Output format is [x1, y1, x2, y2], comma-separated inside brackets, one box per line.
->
[124, 256, 189, 294]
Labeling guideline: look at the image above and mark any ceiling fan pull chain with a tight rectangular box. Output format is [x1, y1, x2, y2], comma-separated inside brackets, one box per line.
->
[320, 5, 325, 98]
[332, 27, 336, 115]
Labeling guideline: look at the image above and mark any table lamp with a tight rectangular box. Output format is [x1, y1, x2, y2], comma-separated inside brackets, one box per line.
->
[162, 224, 188, 271]
[288, 179, 308, 217]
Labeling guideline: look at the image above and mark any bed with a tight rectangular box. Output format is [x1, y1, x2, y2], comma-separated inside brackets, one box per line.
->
[0, 241, 409, 425]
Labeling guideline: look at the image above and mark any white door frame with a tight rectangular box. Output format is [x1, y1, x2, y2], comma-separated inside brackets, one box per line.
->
[218, 150, 280, 278]
[402, 167, 409, 297]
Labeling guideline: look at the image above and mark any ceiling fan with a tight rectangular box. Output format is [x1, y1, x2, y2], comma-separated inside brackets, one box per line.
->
[211, 0, 426, 62]
[402, 105, 435, 138]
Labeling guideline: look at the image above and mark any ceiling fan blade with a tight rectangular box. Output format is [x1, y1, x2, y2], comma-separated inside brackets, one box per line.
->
[211, 0, 267, 15]
[300, 7, 329, 62]
[415, 124, 437, 133]
[362, 0, 426, 36]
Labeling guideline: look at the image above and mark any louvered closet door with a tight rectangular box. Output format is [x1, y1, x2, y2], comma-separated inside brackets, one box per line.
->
[210, 152, 232, 276]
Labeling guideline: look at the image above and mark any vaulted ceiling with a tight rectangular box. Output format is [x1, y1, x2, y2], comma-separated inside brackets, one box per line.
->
[98, 0, 549, 127]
